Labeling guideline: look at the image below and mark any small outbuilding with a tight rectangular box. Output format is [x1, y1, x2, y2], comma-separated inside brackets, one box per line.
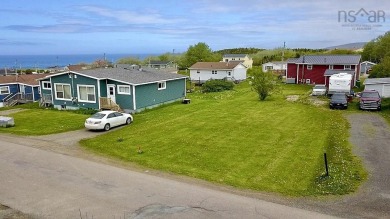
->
[364, 78, 390, 98]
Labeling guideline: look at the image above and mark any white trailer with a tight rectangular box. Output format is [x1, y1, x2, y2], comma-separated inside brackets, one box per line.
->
[328, 73, 353, 95]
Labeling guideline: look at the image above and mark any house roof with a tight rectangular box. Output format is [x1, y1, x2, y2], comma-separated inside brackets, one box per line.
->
[364, 78, 390, 85]
[62, 68, 186, 85]
[149, 61, 172, 65]
[286, 58, 300, 63]
[0, 69, 17, 76]
[288, 55, 361, 65]
[263, 61, 286, 65]
[67, 64, 87, 71]
[222, 54, 248, 58]
[189, 61, 243, 70]
[360, 61, 376, 65]
[324, 69, 355, 76]
[0, 74, 46, 86]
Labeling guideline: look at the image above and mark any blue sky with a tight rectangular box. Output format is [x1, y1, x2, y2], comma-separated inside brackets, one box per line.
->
[1, 0, 389, 55]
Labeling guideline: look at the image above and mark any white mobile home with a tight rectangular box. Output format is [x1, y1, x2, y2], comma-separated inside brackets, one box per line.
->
[189, 61, 247, 84]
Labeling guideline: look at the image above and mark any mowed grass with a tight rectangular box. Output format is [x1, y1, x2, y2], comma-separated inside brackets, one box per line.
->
[0, 109, 89, 135]
[80, 83, 365, 196]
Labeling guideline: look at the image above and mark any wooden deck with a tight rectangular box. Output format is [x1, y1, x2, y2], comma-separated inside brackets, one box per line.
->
[100, 97, 122, 111]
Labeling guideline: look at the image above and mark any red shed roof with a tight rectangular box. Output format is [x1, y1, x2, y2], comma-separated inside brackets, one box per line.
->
[189, 61, 243, 70]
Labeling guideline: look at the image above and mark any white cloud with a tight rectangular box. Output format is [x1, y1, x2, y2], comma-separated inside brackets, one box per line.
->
[78, 5, 183, 25]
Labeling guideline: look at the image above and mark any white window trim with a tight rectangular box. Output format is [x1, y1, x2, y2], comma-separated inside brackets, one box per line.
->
[307, 64, 313, 70]
[42, 81, 51, 90]
[329, 65, 334, 70]
[77, 84, 96, 103]
[158, 81, 166, 90]
[54, 83, 72, 101]
[0, 86, 10, 95]
[344, 65, 351, 70]
[117, 85, 131, 95]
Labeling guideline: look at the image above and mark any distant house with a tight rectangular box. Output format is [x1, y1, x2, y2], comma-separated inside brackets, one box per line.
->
[0, 68, 17, 76]
[116, 64, 140, 70]
[364, 78, 390, 98]
[360, 61, 376, 74]
[189, 61, 247, 83]
[147, 61, 173, 69]
[262, 61, 287, 74]
[0, 74, 45, 107]
[222, 54, 253, 68]
[38, 68, 187, 113]
[66, 64, 89, 71]
[286, 55, 361, 86]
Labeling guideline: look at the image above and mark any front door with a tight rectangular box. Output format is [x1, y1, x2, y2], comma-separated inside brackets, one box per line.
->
[20, 84, 25, 95]
[107, 84, 116, 103]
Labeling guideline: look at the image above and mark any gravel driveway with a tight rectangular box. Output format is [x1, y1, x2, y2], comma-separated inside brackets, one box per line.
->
[1, 112, 390, 218]
[289, 113, 390, 218]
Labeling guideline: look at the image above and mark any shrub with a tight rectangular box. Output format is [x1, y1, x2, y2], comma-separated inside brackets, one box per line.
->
[73, 108, 98, 115]
[201, 79, 235, 92]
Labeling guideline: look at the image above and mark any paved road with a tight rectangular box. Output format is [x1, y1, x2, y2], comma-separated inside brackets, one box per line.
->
[0, 139, 336, 219]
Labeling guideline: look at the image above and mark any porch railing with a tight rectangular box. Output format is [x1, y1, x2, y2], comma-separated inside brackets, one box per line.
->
[100, 97, 122, 111]
[39, 94, 53, 107]
[3, 93, 34, 107]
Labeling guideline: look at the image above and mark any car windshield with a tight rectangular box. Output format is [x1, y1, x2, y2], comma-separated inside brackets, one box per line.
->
[90, 113, 106, 119]
[332, 94, 346, 100]
[314, 85, 326, 89]
[361, 92, 380, 98]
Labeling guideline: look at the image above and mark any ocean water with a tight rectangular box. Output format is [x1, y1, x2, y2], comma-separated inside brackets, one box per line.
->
[0, 54, 156, 69]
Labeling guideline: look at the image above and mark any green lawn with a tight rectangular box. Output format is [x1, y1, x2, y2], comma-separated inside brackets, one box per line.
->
[0, 109, 89, 135]
[80, 82, 366, 196]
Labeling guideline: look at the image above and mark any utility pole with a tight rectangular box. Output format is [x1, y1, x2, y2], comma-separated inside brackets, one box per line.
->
[282, 41, 286, 61]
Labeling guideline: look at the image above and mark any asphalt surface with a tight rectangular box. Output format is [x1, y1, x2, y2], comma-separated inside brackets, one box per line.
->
[0, 138, 336, 219]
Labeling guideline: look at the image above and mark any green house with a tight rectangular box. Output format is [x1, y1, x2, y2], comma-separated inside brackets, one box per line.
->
[39, 68, 187, 113]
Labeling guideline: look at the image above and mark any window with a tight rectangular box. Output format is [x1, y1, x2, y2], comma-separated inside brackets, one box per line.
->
[42, 81, 51, 90]
[0, 86, 10, 95]
[329, 65, 334, 70]
[212, 70, 217, 74]
[266, 66, 273, 70]
[197, 70, 200, 74]
[78, 85, 95, 102]
[307, 65, 313, 70]
[158, 81, 166, 90]
[118, 85, 131, 95]
[306, 79, 311, 84]
[228, 71, 232, 76]
[344, 65, 351, 70]
[55, 84, 71, 100]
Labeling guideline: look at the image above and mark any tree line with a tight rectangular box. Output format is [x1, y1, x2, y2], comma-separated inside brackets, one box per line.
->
[362, 31, 390, 78]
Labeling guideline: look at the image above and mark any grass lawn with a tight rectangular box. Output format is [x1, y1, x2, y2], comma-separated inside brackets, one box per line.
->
[80, 82, 366, 196]
[0, 107, 90, 135]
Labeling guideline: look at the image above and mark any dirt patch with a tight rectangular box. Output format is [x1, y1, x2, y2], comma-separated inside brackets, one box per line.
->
[308, 96, 327, 106]
[0, 109, 27, 116]
[286, 95, 299, 102]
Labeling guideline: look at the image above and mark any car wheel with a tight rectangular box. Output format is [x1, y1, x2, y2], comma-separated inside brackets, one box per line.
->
[104, 123, 110, 131]
[126, 117, 132, 125]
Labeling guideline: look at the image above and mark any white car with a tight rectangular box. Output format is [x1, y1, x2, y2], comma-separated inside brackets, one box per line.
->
[85, 110, 133, 131]
[311, 84, 327, 96]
